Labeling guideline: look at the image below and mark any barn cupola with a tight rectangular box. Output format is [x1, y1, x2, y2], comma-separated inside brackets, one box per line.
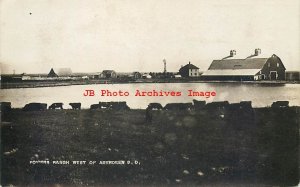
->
[222, 50, 236, 60]
[230, 50, 236, 57]
[246, 48, 261, 59]
[254, 48, 261, 56]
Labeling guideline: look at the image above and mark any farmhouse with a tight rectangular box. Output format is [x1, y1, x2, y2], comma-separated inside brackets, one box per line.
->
[201, 49, 286, 81]
[179, 62, 200, 77]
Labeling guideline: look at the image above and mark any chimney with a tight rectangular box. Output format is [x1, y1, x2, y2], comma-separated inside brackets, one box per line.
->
[189, 61, 191, 64]
[230, 50, 236, 57]
[254, 48, 261, 56]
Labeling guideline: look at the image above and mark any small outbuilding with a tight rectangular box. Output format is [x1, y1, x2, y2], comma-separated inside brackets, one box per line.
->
[47, 68, 58, 77]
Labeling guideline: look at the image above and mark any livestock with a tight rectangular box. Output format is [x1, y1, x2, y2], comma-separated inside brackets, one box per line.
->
[69, 103, 81, 110]
[99, 102, 111, 109]
[49, 103, 63, 110]
[271, 101, 289, 108]
[23, 103, 47, 111]
[226, 101, 255, 130]
[145, 107, 153, 122]
[240, 101, 252, 109]
[193, 99, 206, 110]
[164, 103, 193, 110]
[109, 102, 130, 110]
[148, 103, 163, 110]
[98, 101, 130, 110]
[90, 104, 100, 110]
[228, 101, 252, 111]
[1, 102, 12, 112]
[205, 101, 229, 110]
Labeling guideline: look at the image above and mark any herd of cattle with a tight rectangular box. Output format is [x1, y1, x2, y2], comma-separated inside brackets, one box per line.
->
[0, 100, 290, 112]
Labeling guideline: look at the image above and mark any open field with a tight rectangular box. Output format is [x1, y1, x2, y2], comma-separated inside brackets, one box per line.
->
[1, 107, 299, 186]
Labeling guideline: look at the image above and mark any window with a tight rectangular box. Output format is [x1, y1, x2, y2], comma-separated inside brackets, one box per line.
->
[194, 73, 197, 76]
[268, 63, 270, 67]
[277, 63, 279, 67]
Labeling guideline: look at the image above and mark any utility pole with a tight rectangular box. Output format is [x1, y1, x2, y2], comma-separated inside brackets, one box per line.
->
[163, 59, 166, 74]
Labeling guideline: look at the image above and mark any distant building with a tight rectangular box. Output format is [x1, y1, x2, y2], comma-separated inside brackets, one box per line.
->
[179, 62, 200, 77]
[101, 70, 117, 78]
[48, 68, 58, 77]
[90, 72, 101, 79]
[21, 75, 31, 80]
[117, 72, 142, 79]
[286, 71, 300, 81]
[142, 73, 152, 79]
[131, 72, 142, 79]
[201, 49, 286, 81]
[55, 68, 72, 76]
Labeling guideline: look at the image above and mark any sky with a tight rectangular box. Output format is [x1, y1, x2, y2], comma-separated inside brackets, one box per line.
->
[0, 0, 299, 74]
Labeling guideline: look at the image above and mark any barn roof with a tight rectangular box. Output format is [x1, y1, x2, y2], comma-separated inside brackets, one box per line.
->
[202, 69, 261, 76]
[208, 58, 268, 70]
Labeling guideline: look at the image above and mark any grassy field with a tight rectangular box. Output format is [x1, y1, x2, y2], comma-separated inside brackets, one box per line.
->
[1, 107, 299, 186]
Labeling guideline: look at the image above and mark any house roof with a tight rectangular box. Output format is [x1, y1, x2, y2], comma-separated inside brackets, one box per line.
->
[202, 69, 261, 76]
[180, 62, 199, 70]
[208, 58, 268, 70]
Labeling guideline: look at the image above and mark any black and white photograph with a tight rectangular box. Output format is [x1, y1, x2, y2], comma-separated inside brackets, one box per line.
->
[0, 0, 299, 186]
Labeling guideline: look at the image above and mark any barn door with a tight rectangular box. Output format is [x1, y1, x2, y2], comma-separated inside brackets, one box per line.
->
[270, 71, 277, 80]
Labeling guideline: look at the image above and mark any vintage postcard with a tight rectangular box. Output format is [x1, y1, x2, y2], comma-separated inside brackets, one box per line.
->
[1, 0, 299, 186]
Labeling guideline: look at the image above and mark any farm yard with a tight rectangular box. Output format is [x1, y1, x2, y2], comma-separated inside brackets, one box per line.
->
[1, 107, 299, 186]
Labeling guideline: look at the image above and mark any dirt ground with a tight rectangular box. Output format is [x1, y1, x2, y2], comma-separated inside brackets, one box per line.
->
[1, 107, 299, 186]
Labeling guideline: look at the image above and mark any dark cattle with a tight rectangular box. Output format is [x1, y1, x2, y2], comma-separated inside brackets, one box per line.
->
[110, 102, 130, 110]
[228, 103, 242, 111]
[23, 103, 47, 111]
[205, 101, 229, 110]
[271, 101, 289, 108]
[98, 101, 130, 110]
[90, 104, 100, 110]
[226, 101, 255, 130]
[240, 101, 252, 109]
[148, 103, 163, 110]
[164, 103, 193, 110]
[145, 107, 153, 122]
[228, 101, 252, 111]
[69, 103, 81, 110]
[1, 102, 12, 112]
[49, 103, 63, 109]
[193, 99, 206, 110]
[99, 102, 110, 109]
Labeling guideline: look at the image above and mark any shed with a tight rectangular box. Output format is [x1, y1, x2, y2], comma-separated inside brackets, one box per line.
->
[47, 68, 58, 77]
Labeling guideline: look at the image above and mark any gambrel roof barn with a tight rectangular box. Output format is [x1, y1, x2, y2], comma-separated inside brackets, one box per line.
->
[201, 49, 286, 81]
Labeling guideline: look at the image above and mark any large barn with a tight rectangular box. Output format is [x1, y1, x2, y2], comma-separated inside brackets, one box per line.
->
[201, 49, 286, 81]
